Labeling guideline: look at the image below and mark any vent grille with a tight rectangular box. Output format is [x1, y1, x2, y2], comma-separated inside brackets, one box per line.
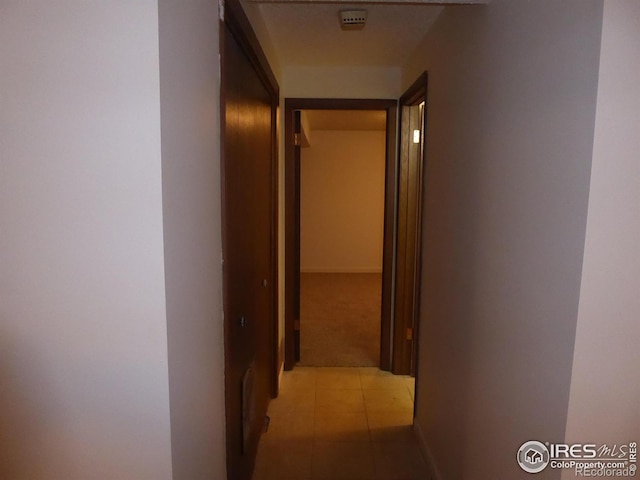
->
[340, 10, 367, 30]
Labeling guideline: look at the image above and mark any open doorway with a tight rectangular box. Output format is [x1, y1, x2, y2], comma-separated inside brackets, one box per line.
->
[283, 89, 429, 375]
[297, 109, 387, 366]
[284, 99, 398, 372]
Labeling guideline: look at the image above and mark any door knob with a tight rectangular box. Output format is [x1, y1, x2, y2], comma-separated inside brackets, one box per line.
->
[239, 316, 247, 328]
[262, 279, 268, 287]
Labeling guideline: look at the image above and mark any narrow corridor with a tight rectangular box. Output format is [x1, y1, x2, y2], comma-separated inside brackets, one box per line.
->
[252, 367, 429, 480]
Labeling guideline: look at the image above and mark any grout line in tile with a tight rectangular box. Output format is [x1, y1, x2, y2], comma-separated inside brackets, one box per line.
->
[270, 367, 428, 480]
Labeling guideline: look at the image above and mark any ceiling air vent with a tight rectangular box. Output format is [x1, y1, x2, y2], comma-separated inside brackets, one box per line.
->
[340, 10, 367, 31]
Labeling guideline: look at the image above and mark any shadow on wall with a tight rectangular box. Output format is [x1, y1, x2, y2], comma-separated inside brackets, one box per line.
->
[0, 333, 58, 479]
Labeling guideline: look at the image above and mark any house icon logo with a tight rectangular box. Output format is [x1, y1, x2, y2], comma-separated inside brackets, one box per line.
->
[526, 449, 542, 463]
[517, 441, 550, 473]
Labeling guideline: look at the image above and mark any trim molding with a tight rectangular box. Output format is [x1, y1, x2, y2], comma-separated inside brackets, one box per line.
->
[393, 71, 428, 375]
[223, 0, 279, 98]
[400, 71, 428, 106]
[284, 97, 398, 372]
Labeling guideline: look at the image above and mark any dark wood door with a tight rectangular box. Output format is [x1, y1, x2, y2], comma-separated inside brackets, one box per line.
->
[393, 72, 428, 375]
[221, 18, 276, 480]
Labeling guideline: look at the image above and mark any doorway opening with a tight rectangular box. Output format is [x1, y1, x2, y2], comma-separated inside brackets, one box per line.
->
[297, 109, 387, 367]
[284, 99, 398, 372]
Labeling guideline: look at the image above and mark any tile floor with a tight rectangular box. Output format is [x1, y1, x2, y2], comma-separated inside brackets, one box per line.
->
[252, 367, 430, 480]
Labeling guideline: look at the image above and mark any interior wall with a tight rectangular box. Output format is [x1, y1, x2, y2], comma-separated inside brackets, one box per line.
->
[157, 1, 226, 479]
[300, 130, 386, 273]
[0, 2, 173, 479]
[300, 111, 312, 147]
[283, 66, 401, 99]
[402, 1, 603, 479]
[563, 0, 640, 468]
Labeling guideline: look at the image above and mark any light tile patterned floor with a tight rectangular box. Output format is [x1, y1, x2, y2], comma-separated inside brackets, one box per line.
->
[252, 367, 429, 480]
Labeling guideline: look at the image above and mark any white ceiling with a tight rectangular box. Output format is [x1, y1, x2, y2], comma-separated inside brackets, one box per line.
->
[250, 2, 446, 67]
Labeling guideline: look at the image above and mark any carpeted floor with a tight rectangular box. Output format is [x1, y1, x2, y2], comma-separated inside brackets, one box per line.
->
[298, 272, 382, 367]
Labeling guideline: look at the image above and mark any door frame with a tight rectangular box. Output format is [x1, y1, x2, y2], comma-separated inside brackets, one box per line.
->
[393, 72, 428, 375]
[220, 2, 280, 477]
[283, 98, 398, 371]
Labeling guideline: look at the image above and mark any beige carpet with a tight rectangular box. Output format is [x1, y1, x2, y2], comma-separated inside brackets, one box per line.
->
[298, 273, 382, 367]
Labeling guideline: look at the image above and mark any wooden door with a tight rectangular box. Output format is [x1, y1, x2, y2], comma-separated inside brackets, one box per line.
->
[221, 3, 278, 479]
[393, 73, 428, 375]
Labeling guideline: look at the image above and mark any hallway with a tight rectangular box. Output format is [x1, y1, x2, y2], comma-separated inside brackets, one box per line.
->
[252, 367, 427, 480]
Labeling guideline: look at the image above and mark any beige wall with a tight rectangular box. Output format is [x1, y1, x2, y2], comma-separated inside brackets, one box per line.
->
[0, 2, 173, 479]
[283, 66, 401, 99]
[403, 1, 603, 479]
[158, 1, 226, 479]
[563, 0, 640, 469]
[301, 130, 386, 273]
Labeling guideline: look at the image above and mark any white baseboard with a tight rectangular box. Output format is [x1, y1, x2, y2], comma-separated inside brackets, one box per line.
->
[413, 421, 443, 480]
